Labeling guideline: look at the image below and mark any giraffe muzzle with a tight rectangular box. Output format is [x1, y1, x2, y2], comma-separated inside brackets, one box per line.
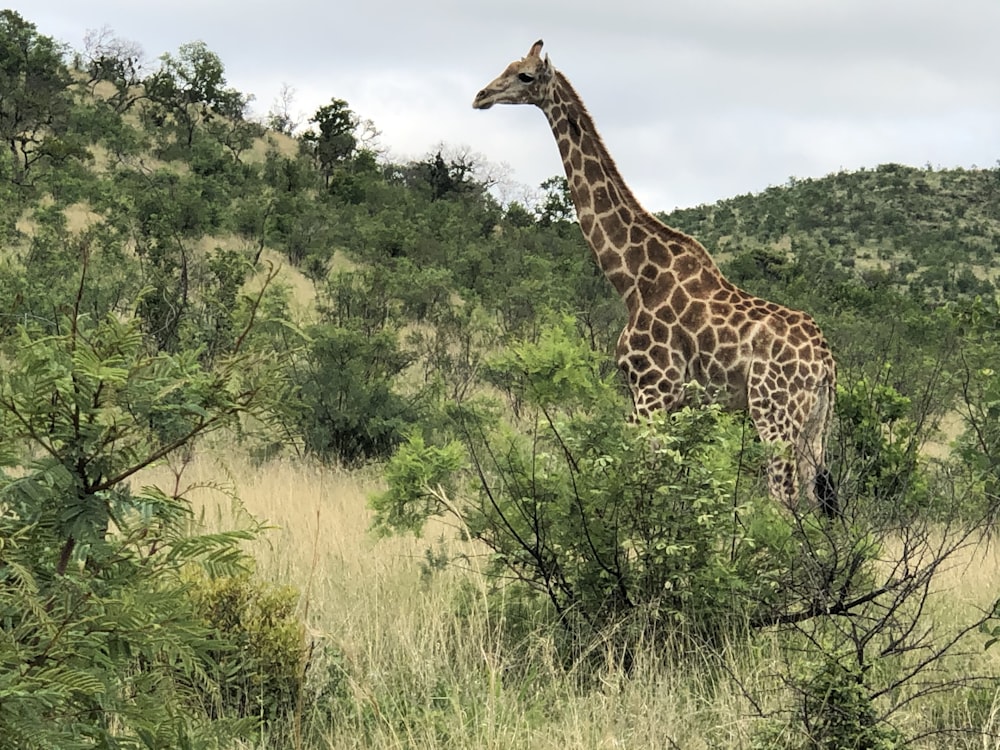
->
[472, 89, 495, 109]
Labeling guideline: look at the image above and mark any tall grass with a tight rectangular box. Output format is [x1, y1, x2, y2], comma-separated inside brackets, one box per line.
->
[141, 453, 1000, 748]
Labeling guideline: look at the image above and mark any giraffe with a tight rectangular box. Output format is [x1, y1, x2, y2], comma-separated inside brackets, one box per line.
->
[473, 40, 838, 514]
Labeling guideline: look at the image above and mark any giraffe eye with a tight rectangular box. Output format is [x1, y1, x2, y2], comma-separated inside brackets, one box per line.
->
[517, 72, 535, 83]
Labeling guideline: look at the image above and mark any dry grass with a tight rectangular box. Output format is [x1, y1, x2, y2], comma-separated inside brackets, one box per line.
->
[136, 452, 1000, 748]
[139, 453, 792, 747]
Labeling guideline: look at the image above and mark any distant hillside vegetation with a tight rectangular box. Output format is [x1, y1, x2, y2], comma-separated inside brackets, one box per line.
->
[663, 163, 1000, 303]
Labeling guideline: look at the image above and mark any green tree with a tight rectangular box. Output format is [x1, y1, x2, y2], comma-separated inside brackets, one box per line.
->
[536, 175, 575, 227]
[0, 257, 292, 747]
[0, 10, 79, 185]
[300, 98, 357, 188]
[144, 40, 248, 150]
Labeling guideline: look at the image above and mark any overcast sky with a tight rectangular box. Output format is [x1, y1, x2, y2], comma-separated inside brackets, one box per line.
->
[11, 1, 1000, 211]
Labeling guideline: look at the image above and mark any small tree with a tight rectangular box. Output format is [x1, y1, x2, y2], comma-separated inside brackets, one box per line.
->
[0, 10, 79, 184]
[374, 318, 783, 654]
[300, 98, 357, 188]
[143, 40, 247, 150]
[0, 254, 295, 747]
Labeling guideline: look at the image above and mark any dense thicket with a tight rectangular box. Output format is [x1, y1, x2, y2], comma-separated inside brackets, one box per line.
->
[2, 10, 999, 747]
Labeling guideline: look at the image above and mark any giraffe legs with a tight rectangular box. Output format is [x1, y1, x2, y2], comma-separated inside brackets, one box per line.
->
[749, 379, 837, 515]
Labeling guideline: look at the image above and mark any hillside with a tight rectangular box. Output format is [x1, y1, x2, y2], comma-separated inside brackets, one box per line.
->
[3, 10, 1000, 749]
[665, 163, 1000, 302]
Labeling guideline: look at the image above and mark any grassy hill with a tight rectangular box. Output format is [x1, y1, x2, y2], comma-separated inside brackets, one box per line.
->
[3, 9, 1000, 749]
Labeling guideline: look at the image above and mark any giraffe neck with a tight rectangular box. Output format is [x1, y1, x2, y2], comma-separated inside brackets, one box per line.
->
[541, 71, 723, 301]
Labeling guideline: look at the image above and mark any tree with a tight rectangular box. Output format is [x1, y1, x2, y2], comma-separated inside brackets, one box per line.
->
[143, 40, 248, 149]
[0, 10, 76, 184]
[265, 82, 300, 135]
[536, 175, 575, 226]
[0, 254, 294, 747]
[300, 98, 358, 188]
[80, 25, 145, 112]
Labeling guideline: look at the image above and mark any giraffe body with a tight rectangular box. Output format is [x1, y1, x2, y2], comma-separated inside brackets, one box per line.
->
[474, 41, 837, 512]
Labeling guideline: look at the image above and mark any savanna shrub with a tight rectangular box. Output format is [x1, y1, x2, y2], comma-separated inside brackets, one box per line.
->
[834, 367, 930, 519]
[184, 569, 313, 726]
[374, 318, 801, 652]
[752, 657, 902, 750]
[294, 323, 417, 463]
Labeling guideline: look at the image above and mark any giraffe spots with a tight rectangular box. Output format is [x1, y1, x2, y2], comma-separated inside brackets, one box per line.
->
[715, 345, 738, 368]
[684, 268, 716, 298]
[590, 223, 606, 248]
[717, 326, 738, 346]
[771, 340, 793, 363]
[629, 331, 652, 350]
[669, 285, 689, 312]
[696, 326, 718, 352]
[640, 263, 659, 281]
[601, 214, 628, 246]
[674, 253, 700, 277]
[738, 320, 757, 339]
[579, 213, 594, 234]
[647, 240, 672, 267]
[606, 182, 622, 206]
[649, 344, 672, 369]
[679, 300, 708, 331]
[629, 225, 648, 245]
[583, 156, 603, 185]
[787, 325, 807, 347]
[569, 148, 583, 171]
[638, 370, 661, 388]
[635, 309, 653, 330]
[606, 270, 631, 291]
[602, 251, 623, 271]
[628, 353, 652, 373]
[624, 245, 645, 275]
[594, 186, 613, 214]
[651, 320, 671, 341]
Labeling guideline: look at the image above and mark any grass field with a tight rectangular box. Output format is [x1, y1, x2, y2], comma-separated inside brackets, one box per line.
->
[140, 452, 1000, 749]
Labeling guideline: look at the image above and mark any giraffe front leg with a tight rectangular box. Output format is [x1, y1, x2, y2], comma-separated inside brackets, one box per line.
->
[619, 351, 688, 419]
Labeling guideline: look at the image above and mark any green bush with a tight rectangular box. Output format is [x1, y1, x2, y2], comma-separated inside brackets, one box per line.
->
[374, 319, 797, 653]
[184, 569, 314, 727]
[294, 269, 422, 464]
[0, 263, 287, 748]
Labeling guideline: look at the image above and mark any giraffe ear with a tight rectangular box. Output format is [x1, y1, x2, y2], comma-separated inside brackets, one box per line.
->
[528, 39, 544, 58]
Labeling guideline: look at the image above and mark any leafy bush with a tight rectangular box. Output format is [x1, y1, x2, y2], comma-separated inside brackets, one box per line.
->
[294, 269, 421, 464]
[374, 319, 795, 653]
[834, 367, 929, 518]
[0, 263, 288, 748]
[295, 323, 416, 463]
[184, 569, 314, 727]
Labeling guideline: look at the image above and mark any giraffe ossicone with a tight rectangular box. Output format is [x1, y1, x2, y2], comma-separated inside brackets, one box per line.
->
[474, 40, 838, 515]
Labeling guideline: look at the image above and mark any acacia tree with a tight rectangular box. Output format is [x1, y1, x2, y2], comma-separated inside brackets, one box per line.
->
[0, 10, 77, 185]
[0, 249, 292, 746]
[80, 25, 145, 112]
[143, 40, 249, 149]
[300, 98, 358, 188]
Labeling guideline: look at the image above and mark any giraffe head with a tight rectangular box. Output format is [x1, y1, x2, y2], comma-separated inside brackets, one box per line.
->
[473, 40, 552, 110]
